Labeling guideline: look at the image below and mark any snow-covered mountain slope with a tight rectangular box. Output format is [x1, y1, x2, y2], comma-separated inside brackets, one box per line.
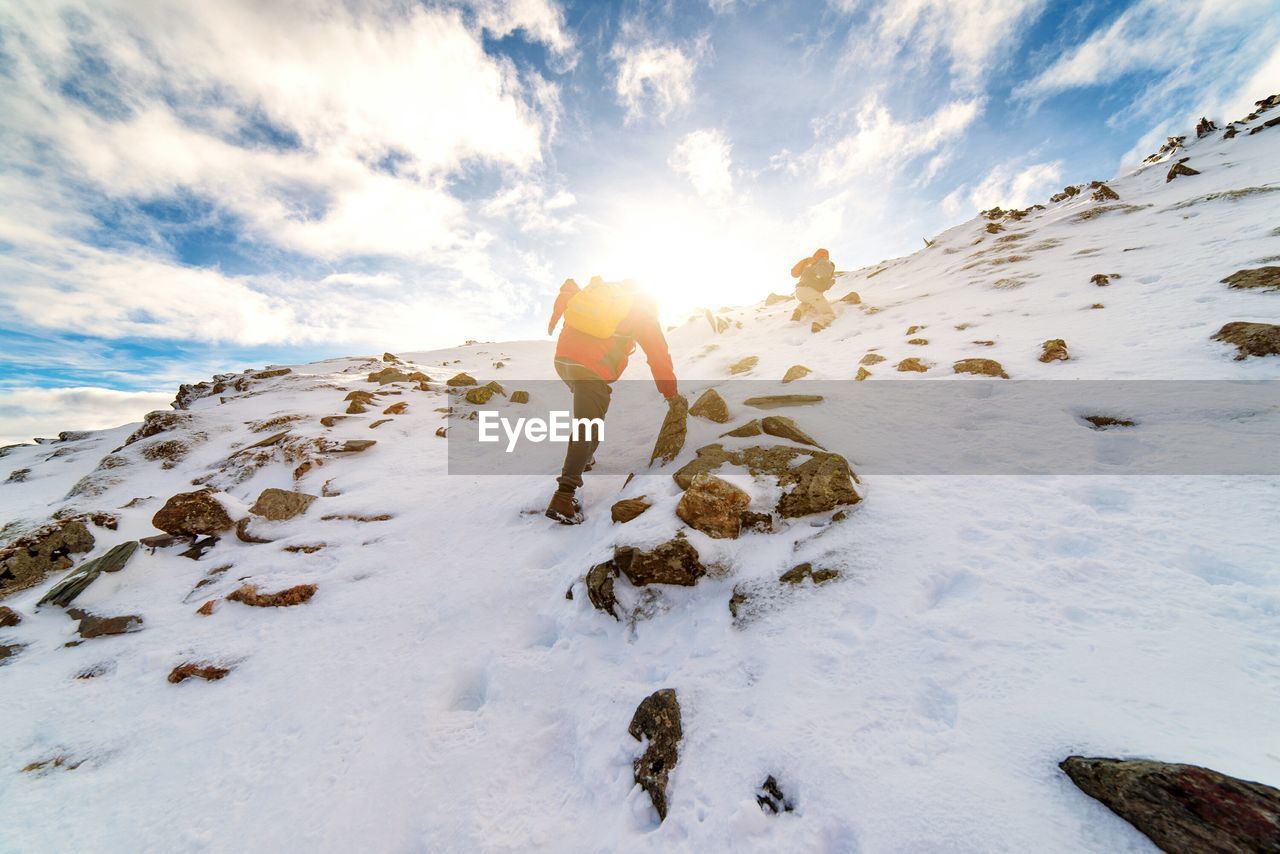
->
[2, 101, 1279, 852]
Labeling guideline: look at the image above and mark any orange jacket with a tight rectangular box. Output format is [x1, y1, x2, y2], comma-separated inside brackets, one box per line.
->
[550, 281, 678, 398]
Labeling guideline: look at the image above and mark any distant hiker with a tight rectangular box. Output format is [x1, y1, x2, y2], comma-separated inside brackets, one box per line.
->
[545, 276, 680, 524]
[790, 248, 837, 332]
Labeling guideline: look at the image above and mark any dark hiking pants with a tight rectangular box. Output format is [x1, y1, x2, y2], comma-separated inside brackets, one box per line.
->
[555, 359, 612, 493]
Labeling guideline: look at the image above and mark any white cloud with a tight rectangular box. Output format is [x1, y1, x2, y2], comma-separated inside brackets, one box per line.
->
[817, 97, 983, 185]
[611, 37, 702, 124]
[833, 0, 1045, 87]
[669, 130, 734, 203]
[0, 387, 173, 446]
[942, 160, 1063, 217]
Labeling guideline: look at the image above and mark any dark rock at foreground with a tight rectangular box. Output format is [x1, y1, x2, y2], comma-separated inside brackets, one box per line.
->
[0, 520, 95, 600]
[152, 490, 234, 537]
[614, 535, 706, 587]
[629, 689, 683, 822]
[1060, 755, 1280, 853]
[1222, 267, 1280, 293]
[674, 444, 859, 518]
[1213, 322, 1280, 360]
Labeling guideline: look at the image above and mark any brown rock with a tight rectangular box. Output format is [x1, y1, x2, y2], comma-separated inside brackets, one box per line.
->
[985, 222, 1003, 234]
[760, 415, 822, 447]
[345, 390, 377, 403]
[1212, 322, 1280, 359]
[465, 386, 497, 405]
[249, 488, 317, 521]
[689, 389, 730, 423]
[839, 291, 861, 304]
[649, 394, 689, 465]
[1166, 161, 1200, 182]
[1060, 756, 1280, 853]
[586, 560, 620, 620]
[611, 497, 652, 523]
[1091, 182, 1120, 201]
[779, 562, 840, 585]
[1, 642, 27, 664]
[336, 439, 376, 453]
[510, 390, 530, 404]
[1195, 117, 1218, 138]
[860, 353, 886, 366]
[382, 352, 399, 362]
[0, 605, 22, 627]
[629, 689, 683, 821]
[320, 415, 348, 427]
[227, 582, 317, 607]
[0, 520, 95, 600]
[367, 367, 415, 384]
[67, 608, 143, 639]
[435, 427, 447, 438]
[196, 600, 216, 616]
[1091, 273, 1113, 287]
[446, 372, 477, 386]
[676, 473, 751, 539]
[1040, 339, 1070, 362]
[728, 356, 758, 375]
[369, 419, 391, 429]
[742, 395, 823, 409]
[1222, 267, 1280, 292]
[383, 402, 408, 415]
[614, 535, 706, 586]
[346, 400, 369, 414]
[122, 411, 189, 447]
[252, 368, 291, 379]
[855, 367, 871, 381]
[152, 490, 234, 537]
[906, 325, 926, 335]
[953, 358, 1009, 378]
[1084, 415, 1136, 429]
[168, 662, 231, 683]
[673, 444, 859, 518]
[1090, 303, 1105, 309]
[722, 419, 762, 438]
[896, 358, 929, 373]
[907, 337, 929, 345]
[781, 365, 811, 383]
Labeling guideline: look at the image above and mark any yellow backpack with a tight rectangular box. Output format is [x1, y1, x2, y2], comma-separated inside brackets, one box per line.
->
[563, 280, 634, 339]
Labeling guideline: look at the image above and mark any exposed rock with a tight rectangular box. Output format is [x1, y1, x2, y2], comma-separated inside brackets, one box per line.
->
[761, 415, 822, 447]
[907, 337, 929, 346]
[0, 641, 28, 665]
[781, 365, 811, 383]
[896, 358, 929, 373]
[1091, 273, 1113, 287]
[649, 394, 688, 465]
[1222, 267, 1280, 292]
[1212, 322, 1280, 359]
[985, 222, 1003, 234]
[764, 292, 791, 305]
[152, 490, 234, 537]
[0, 605, 21, 626]
[860, 353, 886, 366]
[839, 291, 862, 304]
[689, 389, 729, 423]
[586, 561, 620, 620]
[906, 325, 926, 335]
[739, 510, 773, 533]
[168, 662, 231, 683]
[335, 439, 376, 453]
[346, 399, 369, 414]
[1196, 116, 1218, 137]
[972, 340, 996, 346]
[855, 367, 872, 381]
[1143, 136, 1185, 165]
[435, 427, 447, 438]
[0, 520, 95, 600]
[445, 372, 477, 387]
[611, 497, 652, 523]
[742, 395, 823, 409]
[1090, 303, 1105, 309]
[369, 419, 391, 429]
[629, 689, 683, 822]
[1060, 756, 1280, 853]
[178, 536, 219, 560]
[122, 411, 189, 447]
[249, 488, 317, 521]
[38, 541, 140, 607]
[196, 599, 217, 615]
[676, 474, 751, 539]
[345, 390, 377, 403]
[320, 512, 393, 522]
[465, 386, 497, 405]
[252, 367, 291, 379]
[1224, 126, 1238, 139]
[1039, 339, 1070, 362]
[367, 367, 429, 384]
[382, 352, 399, 362]
[728, 356, 758, 375]
[758, 776, 794, 814]
[1166, 161, 1200, 182]
[1084, 415, 1136, 429]
[674, 444, 859, 518]
[5, 468, 29, 483]
[68, 608, 143, 639]
[1091, 182, 1120, 202]
[383, 402, 408, 415]
[510, 390, 530, 404]
[236, 430, 291, 453]
[227, 583, 317, 607]
[779, 562, 840, 585]
[282, 544, 324, 554]
[953, 358, 1009, 379]
[722, 419, 762, 438]
[614, 535, 706, 586]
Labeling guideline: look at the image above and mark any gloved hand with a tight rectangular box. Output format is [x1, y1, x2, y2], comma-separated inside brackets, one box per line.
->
[547, 321, 557, 336]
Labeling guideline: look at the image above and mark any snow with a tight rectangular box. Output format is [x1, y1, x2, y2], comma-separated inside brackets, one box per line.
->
[1, 108, 1279, 852]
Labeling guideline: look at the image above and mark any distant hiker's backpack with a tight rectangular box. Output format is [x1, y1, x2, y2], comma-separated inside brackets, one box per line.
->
[799, 257, 836, 292]
[563, 280, 634, 339]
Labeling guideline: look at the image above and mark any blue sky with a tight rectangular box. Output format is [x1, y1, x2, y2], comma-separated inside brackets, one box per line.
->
[1, 0, 1277, 443]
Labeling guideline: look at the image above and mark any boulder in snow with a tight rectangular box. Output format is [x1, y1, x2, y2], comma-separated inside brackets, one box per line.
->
[781, 365, 811, 383]
[68, 608, 143, 639]
[1166, 160, 1200, 182]
[722, 419, 762, 437]
[856, 367, 872, 381]
[860, 352, 886, 365]
[676, 473, 751, 539]
[953, 358, 1009, 379]
[779, 562, 840, 585]
[614, 535, 706, 586]
[152, 490, 235, 537]
[728, 356, 758, 375]
[689, 389, 729, 423]
[1060, 756, 1280, 853]
[0, 519, 95, 600]
[249, 488, 317, 521]
[0, 605, 21, 627]
[445, 372, 477, 387]
[1213, 322, 1280, 359]
[674, 444, 859, 518]
[611, 497, 652, 523]
[896, 358, 929, 373]
[760, 415, 823, 448]
[1040, 339, 1070, 362]
[757, 776, 794, 814]
[227, 583, 317, 607]
[1222, 267, 1280, 292]
[510, 390, 530, 403]
[649, 394, 688, 465]
[586, 560, 620, 620]
[39, 541, 140, 607]
[169, 662, 231, 683]
[742, 395, 824, 409]
[629, 689, 682, 822]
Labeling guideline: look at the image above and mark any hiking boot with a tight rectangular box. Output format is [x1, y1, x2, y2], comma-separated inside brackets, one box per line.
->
[545, 490, 584, 525]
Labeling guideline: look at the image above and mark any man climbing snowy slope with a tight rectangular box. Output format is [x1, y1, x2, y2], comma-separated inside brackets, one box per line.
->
[791, 247, 837, 332]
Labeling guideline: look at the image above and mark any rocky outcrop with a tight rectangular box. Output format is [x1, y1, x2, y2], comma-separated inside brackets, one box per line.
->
[611, 497, 652, 523]
[1060, 756, 1280, 853]
[896, 358, 929, 373]
[509, 390, 530, 404]
[122, 411, 189, 447]
[728, 356, 758, 375]
[1084, 415, 1136, 429]
[1090, 181, 1120, 201]
[0, 520, 95, 600]
[38, 540, 140, 607]
[367, 367, 428, 385]
[68, 608, 143, 639]
[1166, 160, 1200, 182]
[227, 583, 317, 607]
[722, 420, 762, 438]
[779, 562, 840, 585]
[860, 353, 886, 365]
[855, 367, 871, 381]
[335, 439, 376, 453]
[782, 365, 811, 383]
[614, 535, 706, 587]
[760, 415, 822, 447]
[1195, 117, 1218, 138]
[743, 395, 823, 409]
[649, 395, 688, 465]
[674, 444, 859, 518]
[954, 358, 1009, 378]
[689, 389, 729, 423]
[1213, 322, 1280, 359]
[676, 474, 751, 539]
[249, 488, 317, 521]
[169, 662, 231, 683]
[1040, 339, 1070, 362]
[839, 291, 861, 304]
[629, 689, 683, 822]
[383, 401, 409, 415]
[1222, 267, 1280, 292]
[446, 372, 477, 387]
[0, 606, 20, 627]
[152, 490, 234, 536]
